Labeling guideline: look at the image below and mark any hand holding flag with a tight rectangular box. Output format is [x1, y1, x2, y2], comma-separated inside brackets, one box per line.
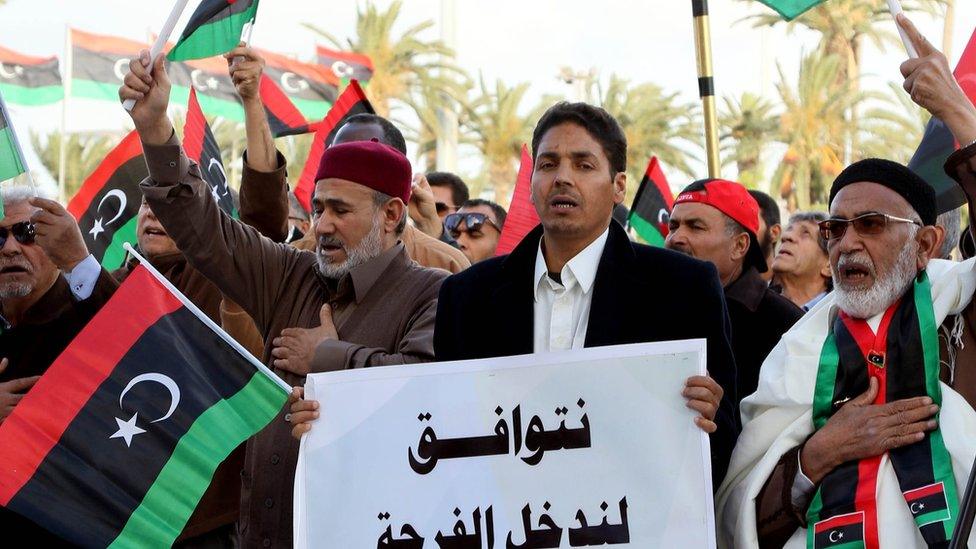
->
[898, 14, 976, 147]
[224, 42, 265, 103]
[118, 51, 174, 145]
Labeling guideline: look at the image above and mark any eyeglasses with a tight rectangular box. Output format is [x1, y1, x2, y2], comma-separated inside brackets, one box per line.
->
[445, 213, 500, 237]
[0, 221, 36, 247]
[818, 212, 921, 241]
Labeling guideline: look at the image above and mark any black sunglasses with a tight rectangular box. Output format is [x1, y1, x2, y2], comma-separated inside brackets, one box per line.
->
[444, 213, 500, 236]
[818, 212, 920, 241]
[0, 221, 36, 247]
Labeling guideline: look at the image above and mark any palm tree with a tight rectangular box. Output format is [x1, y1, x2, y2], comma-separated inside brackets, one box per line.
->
[304, 1, 469, 119]
[468, 78, 540, 204]
[592, 75, 701, 203]
[856, 82, 929, 162]
[719, 92, 779, 188]
[772, 53, 860, 210]
[30, 132, 120, 200]
[398, 79, 477, 171]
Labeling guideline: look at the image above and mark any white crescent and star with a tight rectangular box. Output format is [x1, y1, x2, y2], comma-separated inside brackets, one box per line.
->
[206, 158, 228, 202]
[109, 373, 182, 447]
[280, 71, 309, 93]
[910, 502, 925, 514]
[330, 60, 354, 79]
[828, 530, 844, 543]
[88, 189, 127, 240]
[190, 69, 219, 92]
[0, 62, 23, 79]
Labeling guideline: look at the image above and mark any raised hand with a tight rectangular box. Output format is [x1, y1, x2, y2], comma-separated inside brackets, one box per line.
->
[117, 49, 174, 145]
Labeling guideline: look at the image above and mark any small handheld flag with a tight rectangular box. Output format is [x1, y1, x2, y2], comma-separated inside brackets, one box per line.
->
[184, 88, 237, 216]
[494, 145, 540, 256]
[168, 0, 260, 62]
[0, 245, 288, 547]
[628, 157, 674, 247]
[755, 0, 828, 21]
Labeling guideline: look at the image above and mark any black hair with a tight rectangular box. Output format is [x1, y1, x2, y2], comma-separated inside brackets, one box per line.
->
[531, 102, 627, 177]
[335, 113, 408, 155]
[461, 198, 507, 229]
[427, 172, 470, 207]
[748, 189, 780, 228]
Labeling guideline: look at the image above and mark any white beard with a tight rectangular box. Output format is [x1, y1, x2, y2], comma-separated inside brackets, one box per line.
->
[316, 217, 384, 279]
[833, 241, 918, 319]
[0, 282, 32, 299]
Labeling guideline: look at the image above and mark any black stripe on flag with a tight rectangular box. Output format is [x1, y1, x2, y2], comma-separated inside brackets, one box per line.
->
[76, 155, 147, 262]
[6, 306, 256, 546]
[178, 0, 257, 42]
[199, 120, 235, 215]
[0, 58, 61, 88]
[813, 519, 864, 548]
[168, 63, 240, 107]
[263, 66, 337, 104]
[71, 46, 131, 86]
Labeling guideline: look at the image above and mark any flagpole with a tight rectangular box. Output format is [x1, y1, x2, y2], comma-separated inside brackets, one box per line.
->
[0, 91, 37, 196]
[692, 0, 721, 178]
[887, 0, 919, 59]
[122, 0, 191, 112]
[58, 26, 71, 202]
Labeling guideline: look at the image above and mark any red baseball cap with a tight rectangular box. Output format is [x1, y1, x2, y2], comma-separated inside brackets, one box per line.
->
[673, 179, 767, 272]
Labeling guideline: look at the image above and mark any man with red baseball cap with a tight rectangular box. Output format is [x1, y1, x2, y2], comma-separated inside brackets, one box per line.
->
[666, 179, 802, 402]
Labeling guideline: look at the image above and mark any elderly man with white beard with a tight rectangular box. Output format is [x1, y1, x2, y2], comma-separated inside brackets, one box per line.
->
[118, 51, 448, 547]
[717, 16, 976, 549]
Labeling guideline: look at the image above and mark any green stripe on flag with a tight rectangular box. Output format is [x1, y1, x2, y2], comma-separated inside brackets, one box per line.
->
[0, 83, 63, 106]
[629, 214, 665, 247]
[100, 217, 138, 272]
[109, 371, 286, 548]
[169, 85, 245, 123]
[0, 126, 26, 183]
[757, 0, 827, 20]
[168, 5, 259, 62]
[290, 96, 332, 121]
[71, 78, 123, 103]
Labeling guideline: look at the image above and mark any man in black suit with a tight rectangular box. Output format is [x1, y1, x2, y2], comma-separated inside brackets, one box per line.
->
[433, 102, 740, 487]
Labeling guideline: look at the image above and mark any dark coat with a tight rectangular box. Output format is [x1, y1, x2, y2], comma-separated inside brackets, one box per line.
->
[435, 222, 741, 488]
[724, 267, 804, 403]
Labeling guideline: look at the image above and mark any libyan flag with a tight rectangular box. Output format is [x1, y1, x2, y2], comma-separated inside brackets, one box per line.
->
[0, 254, 288, 546]
[294, 80, 374, 212]
[184, 87, 238, 216]
[67, 131, 146, 271]
[755, 0, 828, 20]
[168, 0, 260, 62]
[0, 45, 62, 106]
[908, 25, 976, 214]
[628, 156, 674, 247]
[0, 95, 26, 186]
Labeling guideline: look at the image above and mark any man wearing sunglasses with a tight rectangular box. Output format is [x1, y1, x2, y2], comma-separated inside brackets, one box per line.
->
[445, 199, 507, 263]
[719, 15, 976, 548]
[0, 187, 118, 542]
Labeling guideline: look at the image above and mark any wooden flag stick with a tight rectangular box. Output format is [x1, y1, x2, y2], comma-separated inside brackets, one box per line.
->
[692, 0, 721, 178]
[887, 0, 919, 59]
[122, 0, 191, 111]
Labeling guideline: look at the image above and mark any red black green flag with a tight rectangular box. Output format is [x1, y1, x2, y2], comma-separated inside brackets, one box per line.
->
[259, 47, 337, 121]
[184, 88, 237, 216]
[0, 45, 62, 106]
[168, 53, 245, 122]
[908, 27, 976, 214]
[316, 45, 374, 84]
[69, 29, 146, 104]
[627, 156, 674, 247]
[168, 0, 260, 62]
[294, 80, 374, 212]
[259, 74, 313, 138]
[66, 131, 146, 271]
[0, 256, 288, 547]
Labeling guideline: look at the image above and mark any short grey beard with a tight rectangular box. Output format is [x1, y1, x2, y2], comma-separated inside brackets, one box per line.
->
[316, 217, 384, 279]
[833, 241, 918, 319]
[0, 282, 32, 299]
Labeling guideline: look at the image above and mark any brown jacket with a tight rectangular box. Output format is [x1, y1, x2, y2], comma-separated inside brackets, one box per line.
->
[754, 141, 976, 547]
[140, 134, 447, 548]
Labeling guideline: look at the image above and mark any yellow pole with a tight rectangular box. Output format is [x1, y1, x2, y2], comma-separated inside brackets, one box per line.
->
[692, 0, 721, 178]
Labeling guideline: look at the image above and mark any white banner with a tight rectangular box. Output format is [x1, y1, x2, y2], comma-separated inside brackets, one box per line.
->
[295, 339, 715, 548]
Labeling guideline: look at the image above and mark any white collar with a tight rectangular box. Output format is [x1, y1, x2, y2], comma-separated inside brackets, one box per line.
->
[533, 228, 610, 302]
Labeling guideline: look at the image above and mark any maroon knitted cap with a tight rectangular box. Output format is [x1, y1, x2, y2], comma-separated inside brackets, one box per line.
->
[315, 139, 412, 203]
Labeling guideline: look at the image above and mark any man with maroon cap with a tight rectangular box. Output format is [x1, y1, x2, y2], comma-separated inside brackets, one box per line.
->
[118, 53, 448, 548]
[666, 179, 803, 403]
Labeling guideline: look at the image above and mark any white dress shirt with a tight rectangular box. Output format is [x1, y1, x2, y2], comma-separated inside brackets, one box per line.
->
[62, 254, 101, 301]
[532, 229, 609, 353]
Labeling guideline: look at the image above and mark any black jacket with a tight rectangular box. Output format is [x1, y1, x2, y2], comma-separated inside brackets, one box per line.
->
[435, 222, 741, 488]
[724, 267, 804, 403]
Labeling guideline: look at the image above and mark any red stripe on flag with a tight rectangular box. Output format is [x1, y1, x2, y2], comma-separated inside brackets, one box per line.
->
[904, 482, 946, 501]
[0, 45, 57, 66]
[645, 157, 674, 210]
[66, 131, 143, 219]
[259, 74, 309, 132]
[183, 88, 206, 163]
[0, 266, 181, 505]
[71, 28, 147, 56]
[294, 80, 372, 212]
[315, 45, 375, 71]
[814, 510, 865, 533]
[494, 144, 540, 256]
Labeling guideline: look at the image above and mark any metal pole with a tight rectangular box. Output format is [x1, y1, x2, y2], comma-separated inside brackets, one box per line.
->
[692, 0, 720, 179]
[58, 26, 71, 202]
[435, 0, 459, 173]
